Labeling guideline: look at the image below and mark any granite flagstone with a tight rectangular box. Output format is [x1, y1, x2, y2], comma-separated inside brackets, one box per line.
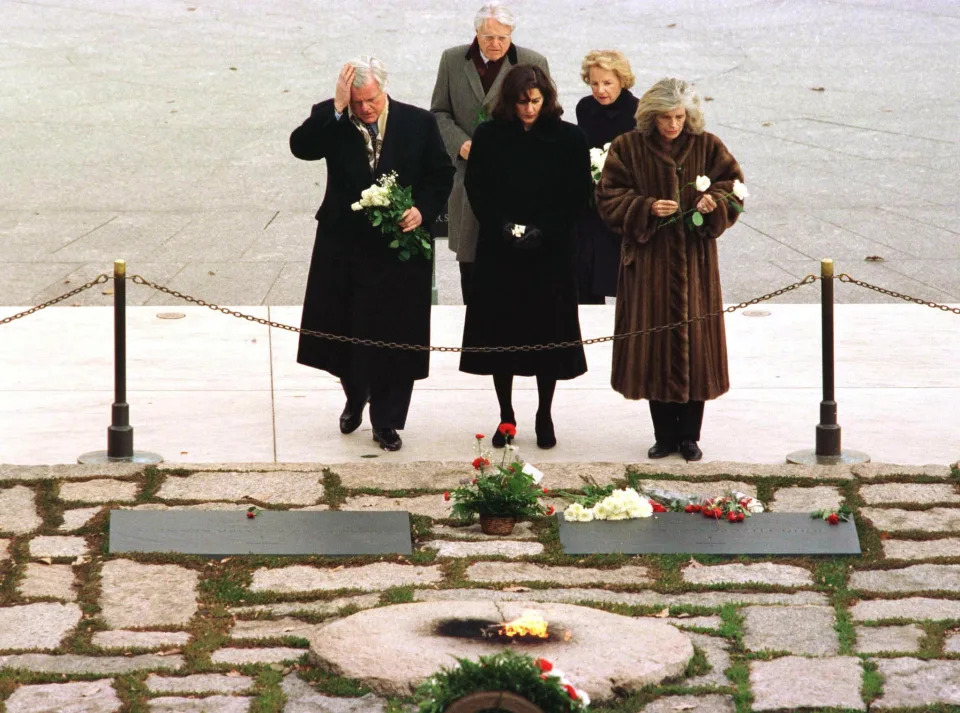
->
[147, 696, 252, 713]
[413, 587, 830, 607]
[59, 478, 138, 503]
[281, 674, 389, 713]
[0, 653, 184, 673]
[850, 597, 960, 622]
[228, 618, 316, 641]
[58, 506, 102, 531]
[873, 658, 960, 708]
[465, 562, 651, 585]
[145, 674, 256, 694]
[341, 494, 452, 519]
[768, 485, 842, 512]
[18, 563, 76, 601]
[861, 507, 960, 532]
[0, 602, 82, 651]
[92, 630, 192, 649]
[228, 593, 380, 618]
[850, 564, 960, 593]
[861, 482, 960, 505]
[681, 562, 813, 587]
[156, 471, 324, 505]
[422, 539, 545, 558]
[210, 647, 307, 665]
[749, 656, 864, 711]
[100, 559, 199, 628]
[854, 624, 924, 654]
[742, 605, 839, 655]
[640, 695, 735, 713]
[28, 535, 89, 559]
[249, 563, 443, 593]
[882, 538, 960, 560]
[3, 679, 122, 713]
[0, 485, 42, 534]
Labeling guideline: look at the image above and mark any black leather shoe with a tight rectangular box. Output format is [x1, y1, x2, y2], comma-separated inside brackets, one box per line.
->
[647, 442, 677, 459]
[339, 403, 363, 434]
[679, 439, 703, 462]
[535, 412, 556, 449]
[372, 428, 402, 451]
[491, 418, 516, 448]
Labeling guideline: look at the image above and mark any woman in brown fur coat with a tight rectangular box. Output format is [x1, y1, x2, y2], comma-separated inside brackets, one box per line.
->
[596, 78, 744, 462]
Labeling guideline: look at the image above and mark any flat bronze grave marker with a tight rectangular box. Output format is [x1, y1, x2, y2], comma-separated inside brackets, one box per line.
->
[109, 511, 412, 556]
[557, 513, 860, 555]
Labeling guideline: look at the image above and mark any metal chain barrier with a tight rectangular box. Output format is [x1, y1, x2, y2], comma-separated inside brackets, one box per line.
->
[130, 273, 820, 353]
[839, 274, 960, 314]
[0, 274, 110, 326]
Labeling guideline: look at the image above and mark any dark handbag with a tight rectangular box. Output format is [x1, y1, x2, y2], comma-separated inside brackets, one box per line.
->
[502, 223, 543, 250]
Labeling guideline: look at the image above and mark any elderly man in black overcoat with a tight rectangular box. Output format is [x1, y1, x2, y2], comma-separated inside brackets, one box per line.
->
[291, 56, 454, 451]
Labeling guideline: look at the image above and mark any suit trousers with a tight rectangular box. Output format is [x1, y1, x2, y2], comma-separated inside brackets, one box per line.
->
[341, 376, 415, 430]
[459, 261, 474, 304]
[648, 400, 705, 446]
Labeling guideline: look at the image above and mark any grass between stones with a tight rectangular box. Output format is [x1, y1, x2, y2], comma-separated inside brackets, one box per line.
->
[137, 465, 165, 502]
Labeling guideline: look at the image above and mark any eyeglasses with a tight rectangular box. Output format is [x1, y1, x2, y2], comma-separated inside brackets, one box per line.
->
[479, 34, 511, 43]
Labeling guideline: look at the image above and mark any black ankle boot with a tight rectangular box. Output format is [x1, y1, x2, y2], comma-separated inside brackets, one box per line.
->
[491, 417, 516, 448]
[535, 412, 556, 449]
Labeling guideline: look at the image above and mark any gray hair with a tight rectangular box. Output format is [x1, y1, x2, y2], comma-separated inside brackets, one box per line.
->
[474, 2, 516, 32]
[634, 77, 705, 136]
[348, 55, 387, 91]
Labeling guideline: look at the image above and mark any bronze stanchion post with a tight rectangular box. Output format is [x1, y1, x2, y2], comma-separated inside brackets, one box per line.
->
[79, 260, 162, 464]
[787, 258, 869, 465]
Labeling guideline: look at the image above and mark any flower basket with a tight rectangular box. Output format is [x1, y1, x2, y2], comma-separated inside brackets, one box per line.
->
[444, 690, 545, 713]
[479, 515, 517, 536]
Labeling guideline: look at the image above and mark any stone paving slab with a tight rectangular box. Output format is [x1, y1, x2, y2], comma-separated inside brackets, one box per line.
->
[850, 563, 960, 593]
[59, 478, 138, 503]
[282, 674, 389, 713]
[850, 597, 960, 622]
[18, 563, 76, 601]
[861, 482, 960, 504]
[92, 630, 192, 649]
[4, 679, 121, 713]
[750, 656, 865, 711]
[341, 494, 451, 519]
[59, 506, 102, 531]
[862, 507, 960, 532]
[100, 560, 199, 628]
[229, 618, 316, 641]
[944, 632, 960, 653]
[640, 695, 735, 713]
[0, 464, 143, 482]
[681, 562, 813, 587]
[685, 633, 732, 688]
[431, 522, 537, 540]
[422, 540, 545, 558]
[646, 615, 723, 631]
[743, 605, 839, 655]
[249, 563, 443, 593]
[28, 535, 89, 559]
[465, 562, 652, 586]
[0, 653, 184, 673]
[855, 624, 924, 654]
[145, 674, 256, 694]
[633, 479, 758, 499]
[882, 538, 960, 560]
[768, 485, 843, 512]
[0, 602, 82, 651]
[873, 658, 960, 708]
[229, 594, 380, 618]
[0, 485, 42, 534]
[210, 647, 307, 665]
[157, 471, 324, 505]
[854, 463, 954, 480]
[148, 696, 252, 713]
[0, 537, 8, 559]
[413, 587, 830, 608]
[628, 462, 855, 480]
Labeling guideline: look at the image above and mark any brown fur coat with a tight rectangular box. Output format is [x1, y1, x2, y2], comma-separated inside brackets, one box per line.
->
[596, 129, 743, 401]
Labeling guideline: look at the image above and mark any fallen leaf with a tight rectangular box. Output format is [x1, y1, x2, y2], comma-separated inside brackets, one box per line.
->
[673, 703, 698, 711]
[704, 96, 714, 102]
[156, 649, 180, 656]
[654, 608, 670, 618]
[687, 557, 703, 568]
[220, 557, 231, 564]
[208, 270, 216, 275]
[810, 86, 825, 91]
[39, 557, 53, 565]
[226, 670, 242, 677]
[103, 289, 114, 295]
[666, 22, 676, 27]
[865, 255, 885, 262]
[761, 121, 772, 127]
[180, 451, 188, 455]
[676, 612, 690, 618]
[503, 585, 532, 593]
[269, 663, 284, 671]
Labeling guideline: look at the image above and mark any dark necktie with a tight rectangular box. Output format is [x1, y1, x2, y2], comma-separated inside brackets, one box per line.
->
[365, 122, 378, 139]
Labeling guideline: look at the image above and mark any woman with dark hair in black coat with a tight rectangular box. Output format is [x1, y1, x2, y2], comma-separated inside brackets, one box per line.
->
[575, 50, 640, 304]
[460, 64, 592, 449]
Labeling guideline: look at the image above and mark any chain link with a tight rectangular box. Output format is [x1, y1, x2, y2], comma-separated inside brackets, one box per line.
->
[131, 273, 820, 353]
[0, 275, 111, 327]
[838, 274, 960, 314]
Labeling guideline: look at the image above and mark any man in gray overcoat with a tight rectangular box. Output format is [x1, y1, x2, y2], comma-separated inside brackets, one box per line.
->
[430, 1, 549, 302]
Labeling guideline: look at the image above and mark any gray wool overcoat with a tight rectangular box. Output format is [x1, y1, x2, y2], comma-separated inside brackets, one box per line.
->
[430, 43, 549, 262]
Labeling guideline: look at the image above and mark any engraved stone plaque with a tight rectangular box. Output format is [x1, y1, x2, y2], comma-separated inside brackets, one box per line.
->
[557, 513, 860, 555]
[109, 510, 412, 556]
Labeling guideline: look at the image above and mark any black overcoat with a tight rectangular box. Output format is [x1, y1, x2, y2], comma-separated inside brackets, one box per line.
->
[459, 117, 591, 379]
[291, 98, 454, 382]
[575, 89, 639, 298]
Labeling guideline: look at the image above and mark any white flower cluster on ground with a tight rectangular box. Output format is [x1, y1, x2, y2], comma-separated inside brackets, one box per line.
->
[563, 488, 653, 523]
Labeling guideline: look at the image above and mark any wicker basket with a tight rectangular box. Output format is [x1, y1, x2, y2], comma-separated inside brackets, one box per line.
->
[479, 515, 517, 535]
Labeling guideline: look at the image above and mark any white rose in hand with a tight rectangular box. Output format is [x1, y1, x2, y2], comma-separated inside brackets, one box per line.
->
[732, 179, 749, 200]
[695, 175, 711, 192]
[510, 224, 525, 238]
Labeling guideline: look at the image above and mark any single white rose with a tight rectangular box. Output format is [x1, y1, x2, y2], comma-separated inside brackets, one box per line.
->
[695, 175, 711, 192]
[521, 462, 543, 484]
[351, 201, 362, 211]
[732, 179, 749, 200]
[578, 689, 591, 706]
[510, 223, 525, 237]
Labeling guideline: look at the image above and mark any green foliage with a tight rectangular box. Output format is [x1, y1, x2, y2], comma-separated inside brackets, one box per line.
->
[449, 460, 546, 521]
[354, 173, 432, 262]
[861, 659, 883, 704]
[414, 649, 587, 713]
[557, 482, 616, 509]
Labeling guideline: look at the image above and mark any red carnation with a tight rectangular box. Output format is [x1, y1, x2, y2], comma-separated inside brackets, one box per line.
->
[535, 657, 553, 673]
[827, 513, 840, 525]
[684, 504, 695, 513]
[472, 457, 486, 469]
[727, 512, 737, 522]
[736, 512, 745, 522]
[542, 487, 549, 494]
[498, 422, 517, 437]
[443, 491, 450, 501]
[564, 683, 579, 700]
[246, 511, 255, 519]
[651, 501, 667, 513]
[472, 478, 478, 484]
[475, 433, 485, 440]
[547, 505, 555, 516]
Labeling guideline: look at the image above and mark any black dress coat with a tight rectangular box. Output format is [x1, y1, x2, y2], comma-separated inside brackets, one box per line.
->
[575, 89, 639, 299]
[459, 117, 591, 379]
[291, 98, 454, 383]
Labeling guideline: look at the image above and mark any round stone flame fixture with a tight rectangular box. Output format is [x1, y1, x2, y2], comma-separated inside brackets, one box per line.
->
[306, 600, 693, 701]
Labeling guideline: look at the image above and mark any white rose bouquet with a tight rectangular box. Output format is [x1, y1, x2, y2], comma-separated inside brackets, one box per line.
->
[658, 175, 749, 230]
[589, 142, 611, 184]
[351, 171, 432, 262]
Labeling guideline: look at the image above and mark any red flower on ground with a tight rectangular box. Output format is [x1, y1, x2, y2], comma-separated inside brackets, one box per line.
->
[547, 505, 555, 516]
[564, 683, 579, 700]
[497, 422, 517, 437]
[736, 512, 745, 522]
[471, 457, 489, 470]
[246, 511, 255, 519]
[443, 491, 450, 501]
[534, 657, 553, 673]
[650, 501, 667, 513]
[827, 513, 840, 525]
[475, 433, 485, 440]
[542, 487, 549, 494]
[727, 512, 737, 522]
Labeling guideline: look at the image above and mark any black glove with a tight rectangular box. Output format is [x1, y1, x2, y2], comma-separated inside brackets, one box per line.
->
[502, 223, 543, 250]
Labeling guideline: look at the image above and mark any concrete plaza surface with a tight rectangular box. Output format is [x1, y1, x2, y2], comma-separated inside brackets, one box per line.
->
[1, 0, 958, 307]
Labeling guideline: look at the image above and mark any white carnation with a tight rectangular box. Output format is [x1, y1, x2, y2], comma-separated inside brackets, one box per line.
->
[593, 488, 653, 521]
[563, 503, 595, 522]
[695, 175, 711, 191]
[732, 179, 749, 200]
[351, 201, 362, 211]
